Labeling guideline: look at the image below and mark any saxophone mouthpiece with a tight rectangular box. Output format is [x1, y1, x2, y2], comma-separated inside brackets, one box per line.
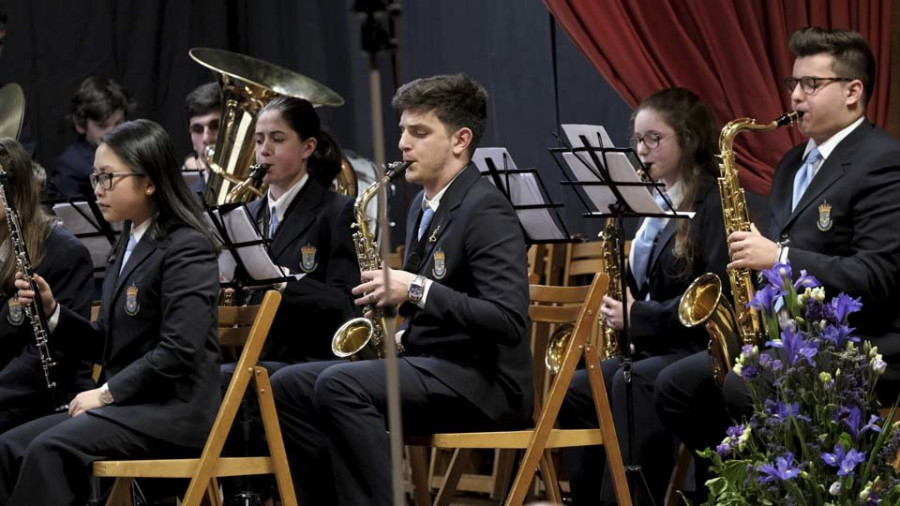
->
[386, 161, 412, 180]
[778, 110, 804, 127]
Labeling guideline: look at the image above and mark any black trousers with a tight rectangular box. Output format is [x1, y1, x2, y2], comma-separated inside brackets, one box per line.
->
[270, 358, 502, 506]
[0, 353, 54, 435]
[0, 411, 195, 505]
[560, 351, 692, 506]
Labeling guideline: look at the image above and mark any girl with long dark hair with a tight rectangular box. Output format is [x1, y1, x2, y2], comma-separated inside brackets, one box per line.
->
[0, 120, 220, 505]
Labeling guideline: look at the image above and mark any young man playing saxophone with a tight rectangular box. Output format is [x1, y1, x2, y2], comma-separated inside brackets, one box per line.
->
[269, 73, 533, 505]
[655, 27, 900, 500]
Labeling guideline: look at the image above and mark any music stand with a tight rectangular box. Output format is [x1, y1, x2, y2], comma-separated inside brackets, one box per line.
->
[550, 124, 693, 505]
[49, 198, 123, 285]
[472, 147, 569, 244]
[204, 203, 296, 293]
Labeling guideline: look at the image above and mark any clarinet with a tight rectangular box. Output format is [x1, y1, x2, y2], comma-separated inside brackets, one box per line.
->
[0, 164, 68, 412]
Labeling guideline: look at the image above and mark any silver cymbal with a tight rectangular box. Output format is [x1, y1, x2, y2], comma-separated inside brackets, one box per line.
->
[189, 48, 344, 107]
[0, 83, 25, 140]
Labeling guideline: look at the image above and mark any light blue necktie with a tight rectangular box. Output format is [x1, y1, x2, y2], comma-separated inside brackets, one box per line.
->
[791, 146, 822, 211]
[417, 206, 435, 241]
[630, 193, 669, 288]
[120, 234, 137, 274]
[269, 208, 280, 239]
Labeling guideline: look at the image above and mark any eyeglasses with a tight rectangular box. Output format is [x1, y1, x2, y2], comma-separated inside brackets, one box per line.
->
[783, 76, 852, 95]
[629, 132, 673, 151]
[89, 172, 144, 191]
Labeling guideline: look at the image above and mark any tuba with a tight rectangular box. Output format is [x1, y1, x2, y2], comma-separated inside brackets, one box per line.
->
[332, 161, 411, 360]
[679, 111, 801, 387]
[189, 48, 344, 206]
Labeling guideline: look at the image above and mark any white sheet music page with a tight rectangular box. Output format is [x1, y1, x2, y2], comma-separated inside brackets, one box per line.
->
[562, 152, 616, 212]
[604, 152, 694, 218]
[219, 206, 303, 282]
[561, 124, 616, 150]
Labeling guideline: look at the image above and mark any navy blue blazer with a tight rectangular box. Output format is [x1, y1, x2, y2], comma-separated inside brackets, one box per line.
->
[627, 184, 731, 355]
[48, 137, 95, 200]
[0, 226, 94, 399]
[767, 120, 900, 397]
[246, 178, 359, 361]
[53, 224, 220, 448]
[399, 164, 533, 425]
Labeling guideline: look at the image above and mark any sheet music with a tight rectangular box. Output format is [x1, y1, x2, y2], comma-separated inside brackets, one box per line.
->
[517, 208, 567, 241]
[472, 147, 518, 174]
[52, 201, 123, 234]
[182, 169, 203, 189]
[562, 152, 615, 212]
[561, 124, 616, 149]
[604, 152, 693, 217]
[217, 206, 303, 283]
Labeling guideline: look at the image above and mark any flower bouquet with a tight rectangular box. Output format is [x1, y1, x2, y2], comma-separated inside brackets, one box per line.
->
[697, 262, 900, 505]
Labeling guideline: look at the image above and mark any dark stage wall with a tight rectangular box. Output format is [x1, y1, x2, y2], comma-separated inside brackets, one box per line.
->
[0, 0, 631, 241]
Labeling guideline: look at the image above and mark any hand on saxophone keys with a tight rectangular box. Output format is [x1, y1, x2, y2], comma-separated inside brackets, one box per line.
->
[353, 268, 417, 307]
[727, 223, 778, 271]
[600, 288, 634, 331]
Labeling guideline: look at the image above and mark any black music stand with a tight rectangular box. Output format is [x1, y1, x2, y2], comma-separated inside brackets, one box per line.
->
[550, 126, 692, 505]
[472, 147, 570, 244]
[49, 198, 123, 297]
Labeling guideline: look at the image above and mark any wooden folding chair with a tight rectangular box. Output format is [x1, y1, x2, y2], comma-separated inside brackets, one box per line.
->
[92, 290, 295, 506]
[406, 274, 631, 506]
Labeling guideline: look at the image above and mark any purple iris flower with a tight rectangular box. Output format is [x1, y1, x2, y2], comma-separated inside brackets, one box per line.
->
[749, 284, 783, 313]
[793, 270, 821, 289]
[775, 401, 810, 422]
[841, 406, 882, 440]
[822, 444, 867, 476]
[757, 453, 801, 483]
[762, 262, 792, 289]
[822, 324, 859, 348]
[828, 293, 863, 323]
[767, 326, 818, 366]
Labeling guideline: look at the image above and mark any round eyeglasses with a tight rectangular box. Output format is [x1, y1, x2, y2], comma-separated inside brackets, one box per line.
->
[629, 132, 673, 151]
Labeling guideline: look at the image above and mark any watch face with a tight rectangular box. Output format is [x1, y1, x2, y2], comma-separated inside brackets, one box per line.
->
[409, 280, 424, 300]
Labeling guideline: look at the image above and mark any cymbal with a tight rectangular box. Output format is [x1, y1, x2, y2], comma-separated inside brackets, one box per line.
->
[189, 48, 344, 107]
[0, 83, 25, 140]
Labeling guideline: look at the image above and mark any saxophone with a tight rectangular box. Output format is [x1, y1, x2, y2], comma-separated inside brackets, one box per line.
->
[546, 218, 622, 373]
[331, 161, 411, 360]
[679, 111, 801, 387]
[0, 164, 68, 411]
[225, 163, 269, 204]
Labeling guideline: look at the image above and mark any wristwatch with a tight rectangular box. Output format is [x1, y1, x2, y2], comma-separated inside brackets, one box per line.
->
[408, 275, 426, 303]
[99, 383, 115, 405]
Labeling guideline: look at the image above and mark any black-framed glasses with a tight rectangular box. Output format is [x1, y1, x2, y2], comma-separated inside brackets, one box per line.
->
[629, 132, 673, 151]
[89, 172, 144, 191]
[783, 76, 852, 95]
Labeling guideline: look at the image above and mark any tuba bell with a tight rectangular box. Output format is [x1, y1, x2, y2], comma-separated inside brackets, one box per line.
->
[189, 48, 344, 206]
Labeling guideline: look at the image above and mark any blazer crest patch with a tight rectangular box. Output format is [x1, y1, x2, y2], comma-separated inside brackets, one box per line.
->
[432, 249, 447, 279]
[7, 297, 24, 326]
[125, 282, 140, 316]
[300, 243, 318, 273]
[817, 200, 833, 232]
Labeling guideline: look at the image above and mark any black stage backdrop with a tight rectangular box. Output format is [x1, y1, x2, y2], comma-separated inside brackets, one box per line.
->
[0, 0, 631, 243]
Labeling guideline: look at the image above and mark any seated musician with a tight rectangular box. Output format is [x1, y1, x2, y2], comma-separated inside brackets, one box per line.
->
[181, 82, 221, 195]
[268, 73, 534, 505]
[560, 88, 730, 505]
[0, 138, 93, 433]
[655, 27, 900, 501]
[0, 119, 220, 505]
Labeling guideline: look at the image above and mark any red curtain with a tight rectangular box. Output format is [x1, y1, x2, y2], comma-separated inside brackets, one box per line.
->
[544, 0, 893, 194]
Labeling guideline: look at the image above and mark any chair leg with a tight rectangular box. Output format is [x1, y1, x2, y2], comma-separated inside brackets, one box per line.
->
[491, 449, 515, 500]
[105, 477, 133, 506]
[255, 368, 299, 506]
[434, 448, 471, 506]
[665, 443, 692, 506]
[407, 446, 432, 506]
[539, 450, 562, 503]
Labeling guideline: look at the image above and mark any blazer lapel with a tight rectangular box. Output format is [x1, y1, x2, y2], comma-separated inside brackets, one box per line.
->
[416, 165, 479, 274]
[270, 181, 324, 259]
[404, 194, 424, 261]
[113, 233, 159, 299]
